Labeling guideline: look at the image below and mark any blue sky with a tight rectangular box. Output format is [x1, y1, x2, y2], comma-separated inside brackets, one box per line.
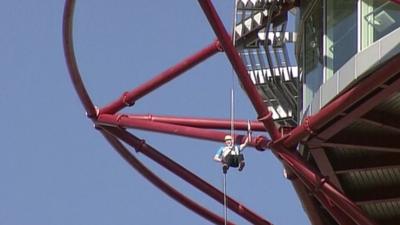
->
[1, 1, 310, 224]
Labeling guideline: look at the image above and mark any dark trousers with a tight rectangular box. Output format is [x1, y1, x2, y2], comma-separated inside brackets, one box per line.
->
[223, 154, 244, 168]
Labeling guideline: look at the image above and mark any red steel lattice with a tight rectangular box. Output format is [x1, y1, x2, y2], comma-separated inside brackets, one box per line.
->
[62, 0, 390, 224]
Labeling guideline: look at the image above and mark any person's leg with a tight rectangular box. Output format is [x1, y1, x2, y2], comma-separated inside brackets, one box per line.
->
[238, 154, 245, 171]
[222, 155, 232, 174]
[222, 164, 229, 174]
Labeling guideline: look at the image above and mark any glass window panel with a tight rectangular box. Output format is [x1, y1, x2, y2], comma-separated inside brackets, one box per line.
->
[362, 0, 400, 49]
[303, 1, 323, 106]
[249, 50, 261, 70]
[326, 0, 358, 79]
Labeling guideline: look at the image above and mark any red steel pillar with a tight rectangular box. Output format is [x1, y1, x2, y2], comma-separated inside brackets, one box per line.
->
[197, 1, 377, 224]
[198, 0, 281, 141]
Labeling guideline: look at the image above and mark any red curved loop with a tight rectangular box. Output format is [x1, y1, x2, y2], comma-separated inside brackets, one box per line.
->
[62, 1, 272, 224]
[63, 0, 97, 118]
[63, 0, 380, 224]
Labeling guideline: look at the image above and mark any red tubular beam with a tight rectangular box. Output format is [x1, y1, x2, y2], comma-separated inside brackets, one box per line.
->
[285, 160, 358, 225]
[100, 129, 233, 225]
[127, 114, 267, 131]
[198, 1, 376, 224]
[277, 150, 377, 225]
[99, 40, 222, 115]
[316, 192, 357, 225]
[198, 0, 281, 141]
[284, 52, 400, 148]
[104, 126, 273, 225]
[97, 114, 271, 150]
[63, 0, 97, 118]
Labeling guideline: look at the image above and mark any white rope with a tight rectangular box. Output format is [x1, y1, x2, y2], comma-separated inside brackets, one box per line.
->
[230, 0, 239, 150]
[223, 173, 227, 225]
[230, 88, 235, 147]
[223, 2, 239, 225]
[225, 85, 233, 225]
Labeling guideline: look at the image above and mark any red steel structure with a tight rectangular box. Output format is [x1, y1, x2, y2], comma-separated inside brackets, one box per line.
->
[63, 0, 400, 224]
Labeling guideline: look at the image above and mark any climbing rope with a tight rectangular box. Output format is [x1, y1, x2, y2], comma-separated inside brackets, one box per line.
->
[230, 88, 235, 147]
[223, 2, 238, 224]
[224, 86, 234, 225]
[223, 172, 227, 225]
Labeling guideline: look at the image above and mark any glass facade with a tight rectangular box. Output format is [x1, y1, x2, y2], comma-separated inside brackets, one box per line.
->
[303, 1, 323, 106]
[361, 0, 400, 49]
[326, 0, 358, 79]
[300, 0, 400, 112]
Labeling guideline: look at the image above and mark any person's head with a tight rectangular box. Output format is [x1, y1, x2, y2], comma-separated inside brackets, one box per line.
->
[224, 135, 233, 147]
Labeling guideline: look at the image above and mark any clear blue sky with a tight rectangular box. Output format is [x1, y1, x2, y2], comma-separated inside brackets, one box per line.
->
[1, 1, 310, 224]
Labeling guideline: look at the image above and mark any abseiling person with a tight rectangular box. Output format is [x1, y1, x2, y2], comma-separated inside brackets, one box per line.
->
[213, 135, 248, 174]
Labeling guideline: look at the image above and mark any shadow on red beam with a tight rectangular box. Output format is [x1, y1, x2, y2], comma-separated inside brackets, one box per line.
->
[99, 40, 222, 115]
[277, 150, 377, 225]
[316, 192, 358, 225]
[99, 128, 233, 225]
[126, 114, 267, 131]
[97, 114, 271, 150]
[102, 126, 273, 225]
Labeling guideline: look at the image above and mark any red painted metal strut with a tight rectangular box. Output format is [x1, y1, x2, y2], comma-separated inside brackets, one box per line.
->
[99, 40, 222, 115]
[284, 53, 400, 148]
[277, 151, 376, 225]
[198, 1, 377, 225]
[64, 0, 382, 223]
[306, 53, 400, 145]
[125, 114, 267, 131]
[314, 191, 357, 225]
[100, 129, 234, 225]
[197, 0, 281, 141]
[63, 1, 272, 223]
[97, 114, 271, 150]
[103, 126, 273, 225]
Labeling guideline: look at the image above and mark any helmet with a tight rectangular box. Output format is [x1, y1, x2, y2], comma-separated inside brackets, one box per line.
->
[224, 135, 233, 141]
